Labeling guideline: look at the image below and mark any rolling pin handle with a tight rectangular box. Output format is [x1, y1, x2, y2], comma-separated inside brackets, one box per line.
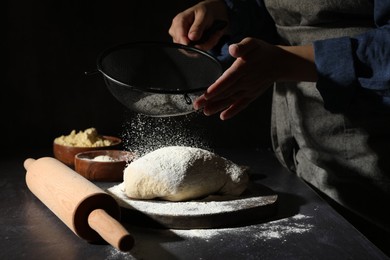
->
[24, 158, 36, 171]
[88, 209, 134, 252]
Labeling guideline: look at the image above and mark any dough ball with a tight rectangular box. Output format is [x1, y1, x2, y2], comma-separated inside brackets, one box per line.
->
[123, 146, 249, 201]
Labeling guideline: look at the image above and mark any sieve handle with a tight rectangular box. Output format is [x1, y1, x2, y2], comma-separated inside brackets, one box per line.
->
[84, 70, 99, 76]
[184, 93, 192, 105]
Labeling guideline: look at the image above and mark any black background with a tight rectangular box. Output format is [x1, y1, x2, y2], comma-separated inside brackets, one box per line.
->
[4, 0, 272, 155]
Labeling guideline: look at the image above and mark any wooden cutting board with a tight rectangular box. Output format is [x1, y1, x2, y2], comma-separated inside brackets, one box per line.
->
[107, 182, 278, 229]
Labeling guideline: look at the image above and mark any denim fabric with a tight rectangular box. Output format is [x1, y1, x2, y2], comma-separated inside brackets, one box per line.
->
[223, 0, 390, 232]
[264, 0, 390, 232]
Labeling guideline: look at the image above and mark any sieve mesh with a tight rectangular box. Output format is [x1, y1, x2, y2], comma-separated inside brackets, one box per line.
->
[97, 42, 223, 117]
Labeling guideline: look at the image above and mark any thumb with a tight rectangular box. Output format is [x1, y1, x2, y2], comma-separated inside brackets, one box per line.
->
[229, 38, 258, 58]
[188, 13, 207, 41]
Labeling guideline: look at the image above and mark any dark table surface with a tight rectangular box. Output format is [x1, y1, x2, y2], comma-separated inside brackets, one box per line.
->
[1, 148, 388, 260]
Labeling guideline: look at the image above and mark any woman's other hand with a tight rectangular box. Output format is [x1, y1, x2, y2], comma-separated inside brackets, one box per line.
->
[169, 0, 228, 50]
[194, 37, 317, 120]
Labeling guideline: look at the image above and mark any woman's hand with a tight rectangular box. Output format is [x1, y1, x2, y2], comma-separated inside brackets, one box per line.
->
[169, 0, 228, 50]
[194, 37, 318, 120]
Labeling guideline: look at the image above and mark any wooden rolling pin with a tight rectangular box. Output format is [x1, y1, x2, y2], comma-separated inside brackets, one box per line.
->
[24, 157, 134, 252]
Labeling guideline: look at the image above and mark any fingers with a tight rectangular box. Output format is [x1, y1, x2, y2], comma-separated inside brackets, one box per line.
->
[188, 10, 207, 42]
[203, 38, 260, 100]
[169, 13, 194, 45]
[191, 28, 225, 51]
[195, 94, 254, 121]
[220, 96, 256, 120]
[193, 94, 207, 110]
[194, 94, 232, 117]
[229, 38, 258, 58]
[204, 98, 234, 116]
[192, 55, 247, 116]
[169, 4, 209, 46]
[194, 89, 239, 115]
[202, 57, 244, 101]
[169, 2, 227, 51]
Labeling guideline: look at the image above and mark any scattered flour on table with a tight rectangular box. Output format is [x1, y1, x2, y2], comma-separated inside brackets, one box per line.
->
[108, 183, 276, 216]
[105, 247, 134, 260]
[103, 214, 313, 259]
[171, 214, 314, 241]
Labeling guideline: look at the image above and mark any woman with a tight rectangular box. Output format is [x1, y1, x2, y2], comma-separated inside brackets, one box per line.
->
[169, 0, 390, 253]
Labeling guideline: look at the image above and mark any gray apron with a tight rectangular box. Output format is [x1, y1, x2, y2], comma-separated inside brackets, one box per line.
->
[264, 0, 390, 232]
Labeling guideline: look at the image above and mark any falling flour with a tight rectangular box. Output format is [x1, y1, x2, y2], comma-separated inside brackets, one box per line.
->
[121, 112, 211, 157]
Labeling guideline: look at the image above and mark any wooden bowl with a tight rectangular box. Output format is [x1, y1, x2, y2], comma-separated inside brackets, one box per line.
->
[53, 136, 122, 168]
[74, 150, 136, 182]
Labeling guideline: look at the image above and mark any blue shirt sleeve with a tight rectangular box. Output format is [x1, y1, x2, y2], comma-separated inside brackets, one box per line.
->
[211, 0, 278, 69]
[314, 0, 390, 112]
[222, 0, 390, 112]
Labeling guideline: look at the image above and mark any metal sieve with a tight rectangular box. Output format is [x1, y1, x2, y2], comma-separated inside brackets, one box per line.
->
[96, 41, 223, 117]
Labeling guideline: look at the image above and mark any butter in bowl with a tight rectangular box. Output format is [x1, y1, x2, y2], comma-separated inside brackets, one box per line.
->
[53, 128, 122, 168]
